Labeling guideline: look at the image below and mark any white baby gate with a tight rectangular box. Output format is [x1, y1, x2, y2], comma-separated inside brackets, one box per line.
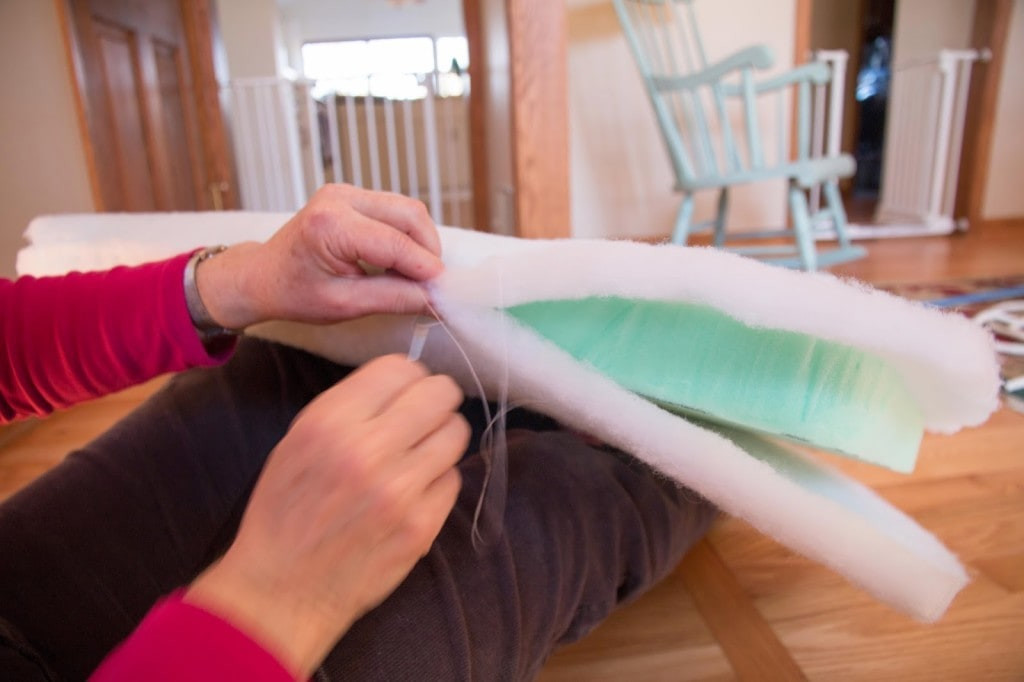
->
[810, 48, 989, 240]
[227, 75, 473, 227]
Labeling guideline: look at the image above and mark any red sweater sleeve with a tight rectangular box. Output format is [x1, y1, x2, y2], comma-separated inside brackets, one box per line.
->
[0, 253, 235, 423]
[90, 591, 299, 681]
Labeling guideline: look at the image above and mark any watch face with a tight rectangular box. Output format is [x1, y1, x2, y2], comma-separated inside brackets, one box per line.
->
[199, 245, 229, 262]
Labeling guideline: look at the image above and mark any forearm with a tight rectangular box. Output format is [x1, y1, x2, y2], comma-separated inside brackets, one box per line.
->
[184, 562, 343, 680]
[90, 591, 300, 682]
[0, 254, 234, 423]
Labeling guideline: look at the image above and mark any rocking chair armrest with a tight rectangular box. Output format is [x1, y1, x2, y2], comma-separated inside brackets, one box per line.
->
[720, 61, 832, 97]
[649, 45, 774, 92]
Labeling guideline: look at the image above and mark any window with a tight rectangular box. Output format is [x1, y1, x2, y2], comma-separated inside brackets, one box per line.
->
[301, 36, 469, 99]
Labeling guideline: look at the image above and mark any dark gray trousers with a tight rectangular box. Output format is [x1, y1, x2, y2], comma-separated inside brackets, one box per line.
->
[0, 339, 715, 680]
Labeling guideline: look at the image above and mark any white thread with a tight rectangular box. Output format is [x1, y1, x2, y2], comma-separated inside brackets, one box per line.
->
[411, 287, 511, 551]
[470, 265, 509, 549]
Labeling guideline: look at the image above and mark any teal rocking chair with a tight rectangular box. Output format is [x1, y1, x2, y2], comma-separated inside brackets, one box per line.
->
[613, 0, 866, 271]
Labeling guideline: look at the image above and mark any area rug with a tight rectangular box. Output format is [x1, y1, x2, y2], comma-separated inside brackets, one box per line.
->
[879, 275, 1024, 315]
[880, 275, 1024, 410]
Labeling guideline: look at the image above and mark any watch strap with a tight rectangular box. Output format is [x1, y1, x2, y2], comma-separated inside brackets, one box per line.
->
[183, 246, 241, 339]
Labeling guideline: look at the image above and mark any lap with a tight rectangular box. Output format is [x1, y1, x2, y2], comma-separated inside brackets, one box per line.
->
[0, 338, 714, 681]
[321, 430, 714, 682]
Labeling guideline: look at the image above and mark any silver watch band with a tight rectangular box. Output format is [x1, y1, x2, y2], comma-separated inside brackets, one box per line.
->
[183, 245, 240, 339]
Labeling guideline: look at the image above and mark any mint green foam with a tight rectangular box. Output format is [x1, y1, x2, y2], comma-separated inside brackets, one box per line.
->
[506, 297, 923, 472]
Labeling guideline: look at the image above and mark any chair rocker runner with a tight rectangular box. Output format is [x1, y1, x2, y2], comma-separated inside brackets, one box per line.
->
[613, 0, 866, 271]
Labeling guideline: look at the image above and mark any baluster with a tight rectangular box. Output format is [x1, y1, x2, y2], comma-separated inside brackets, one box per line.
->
[423, 76, 443, 222]
[402, 97, 420, 200]
[327, 93, 342, 183]
[384, 96, 400, 192]
[344, 94, 362, 187]
[364, 90, 382, 191]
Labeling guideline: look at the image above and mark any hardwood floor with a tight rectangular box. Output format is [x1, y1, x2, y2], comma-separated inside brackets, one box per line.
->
[1, 223, 1022, 679]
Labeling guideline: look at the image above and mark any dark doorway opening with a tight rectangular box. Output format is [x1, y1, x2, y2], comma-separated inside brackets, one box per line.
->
[850, 0, 896, 210]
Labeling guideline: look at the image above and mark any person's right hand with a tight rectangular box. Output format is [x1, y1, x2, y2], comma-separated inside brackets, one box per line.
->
[197, 183, 444, 330]
[185, 355, 469, 678]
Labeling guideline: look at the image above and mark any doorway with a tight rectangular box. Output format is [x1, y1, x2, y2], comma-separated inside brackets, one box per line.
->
[848, 0, 895, 222]
[805, 0, 998, 235]
[808, 0, 895, 224]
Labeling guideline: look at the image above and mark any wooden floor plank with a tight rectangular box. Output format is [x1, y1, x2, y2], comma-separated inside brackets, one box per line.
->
[974, 554, 1024, 593]
[772, 581, 1024, 681]
[830, 221, 1024, 284]
[539, 568, 734, 681]
[0, 418, 39, 450]
[679, 539, 806, 680]
[0, 377, 168, 500]
[872, 468, 1024, 513]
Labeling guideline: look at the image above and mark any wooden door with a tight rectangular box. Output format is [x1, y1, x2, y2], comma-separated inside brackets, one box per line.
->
[61, 0, 236, 212]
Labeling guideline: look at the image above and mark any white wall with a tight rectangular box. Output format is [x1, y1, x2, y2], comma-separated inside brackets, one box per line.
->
[983, 0, 1024, 220]
[567, 0, 796, 241]
[891, 0, 976, 66]
[0, 0, 94, 278]
[217, 0, 290, 78]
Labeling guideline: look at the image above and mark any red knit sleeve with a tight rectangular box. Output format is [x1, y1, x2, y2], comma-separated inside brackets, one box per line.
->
[90, 591, 299, 681]
[0, 253, 236, 423]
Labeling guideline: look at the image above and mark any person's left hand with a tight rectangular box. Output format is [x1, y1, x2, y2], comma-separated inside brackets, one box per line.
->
[184, 354, 468, 678]
[196, 184, 444, 329]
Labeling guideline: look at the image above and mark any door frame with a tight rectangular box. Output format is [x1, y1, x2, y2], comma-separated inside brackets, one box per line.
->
[463, 0, 570, 238]
[954, 0, 1013, 229]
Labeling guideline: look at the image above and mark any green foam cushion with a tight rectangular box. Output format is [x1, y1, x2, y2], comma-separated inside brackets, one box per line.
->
[506, 297, 923, 472]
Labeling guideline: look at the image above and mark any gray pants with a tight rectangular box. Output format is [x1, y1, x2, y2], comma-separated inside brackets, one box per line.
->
[0, 339, 715, 680]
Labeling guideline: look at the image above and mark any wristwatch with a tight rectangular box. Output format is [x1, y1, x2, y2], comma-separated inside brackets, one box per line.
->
[183, 245, 241, 339]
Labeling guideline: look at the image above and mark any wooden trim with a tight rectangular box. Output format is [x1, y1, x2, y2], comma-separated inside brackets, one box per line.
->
[793, 0, 812, 64]
[840, 0, 870, 195]
[785, 0, 812, 226]
[180, 0, 238, 210]
[975, 215, 1024, 231]
[506, 0, 570, 239]
[955, 0, 1013, 229]
[678, 539, 807, 680]
[462, 0, 491, 232]
[136, 29, 173, 210]
[56, 0, 103, 211]
[172, 27, 209, 209]
[790, 0, 812, 161]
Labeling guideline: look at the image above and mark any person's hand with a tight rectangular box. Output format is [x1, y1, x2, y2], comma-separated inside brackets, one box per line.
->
[185, 354, 468, 678]
[197, 184, 444, 329]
